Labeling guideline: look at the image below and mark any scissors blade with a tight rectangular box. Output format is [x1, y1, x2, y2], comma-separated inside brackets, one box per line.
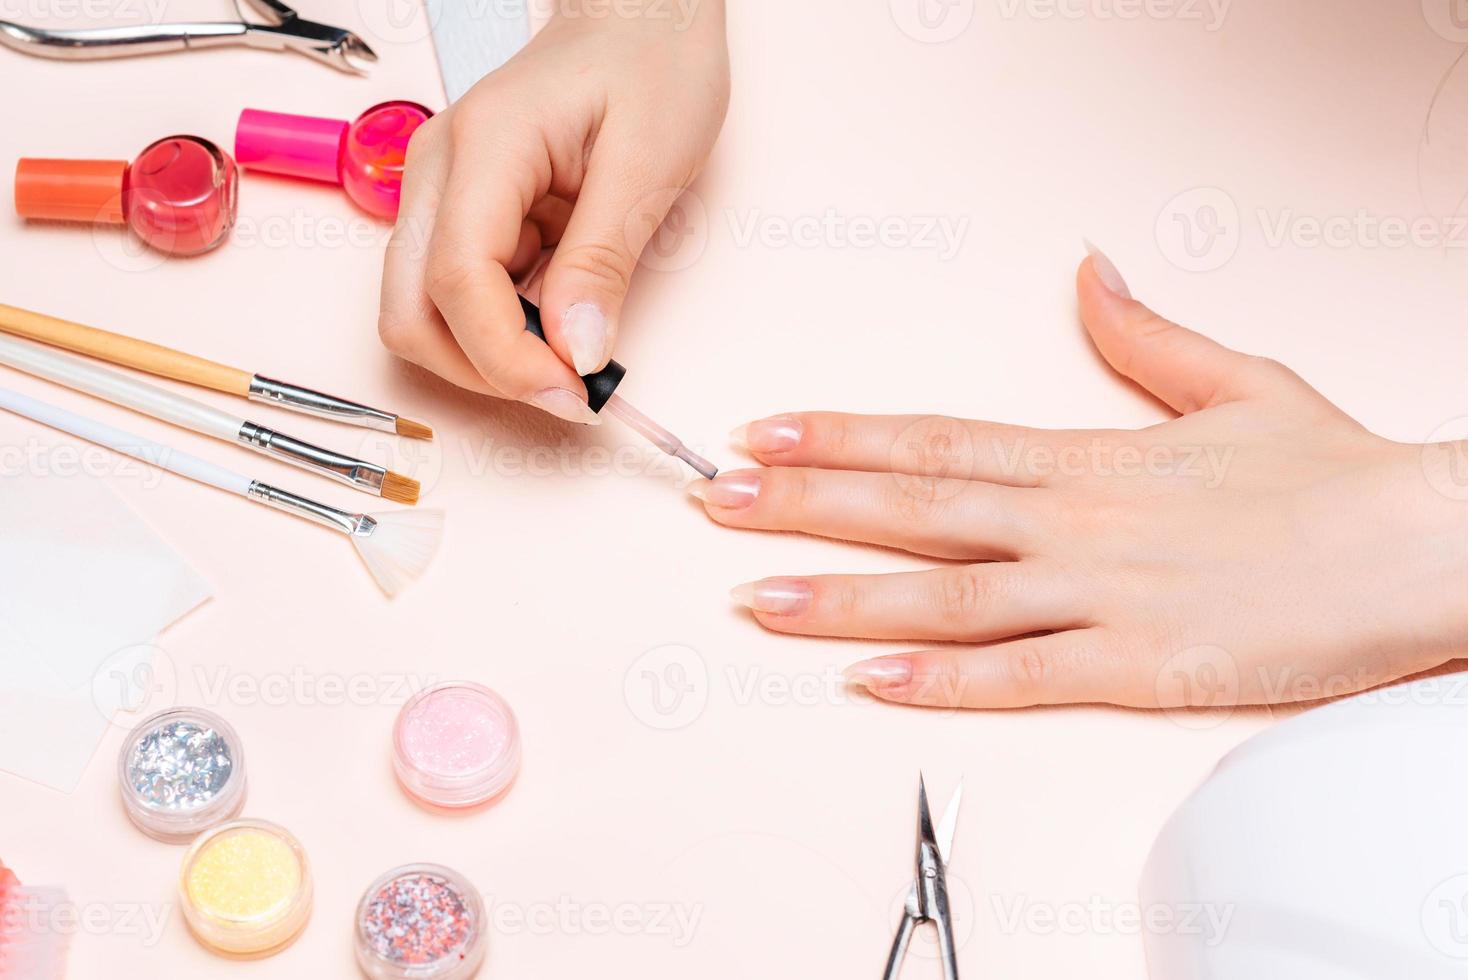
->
[903, 776, 963, 912]
[916, 775, 963, 863]
[936, 780, 963, 865]
[917, 773, 937, 853]
[911, 775, 940, 919]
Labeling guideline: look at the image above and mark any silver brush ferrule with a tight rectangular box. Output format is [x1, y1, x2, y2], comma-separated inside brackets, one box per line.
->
[245, 481, 376, 538]
[237, 421, 387, 495]
[247, 375, 398, 433]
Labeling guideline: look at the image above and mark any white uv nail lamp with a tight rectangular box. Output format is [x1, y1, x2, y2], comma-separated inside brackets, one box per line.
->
[1140, 672, 1468, 979]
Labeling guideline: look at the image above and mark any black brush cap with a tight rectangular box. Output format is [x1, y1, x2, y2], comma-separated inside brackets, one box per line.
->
[518, 294, 626, 412]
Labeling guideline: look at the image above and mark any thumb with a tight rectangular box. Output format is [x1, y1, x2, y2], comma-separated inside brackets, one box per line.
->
[539, 141, 689, 376]
[1077, 242, 1265, 415]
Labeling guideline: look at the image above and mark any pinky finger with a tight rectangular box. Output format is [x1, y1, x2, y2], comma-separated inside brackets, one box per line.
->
[844, 629, 1142, 709]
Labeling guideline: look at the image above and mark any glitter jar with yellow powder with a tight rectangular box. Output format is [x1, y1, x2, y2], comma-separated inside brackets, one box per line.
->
[179, 819, 313, 955]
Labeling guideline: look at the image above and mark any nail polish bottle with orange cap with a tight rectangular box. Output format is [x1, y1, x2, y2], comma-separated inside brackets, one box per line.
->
[15, 135, 238, 256]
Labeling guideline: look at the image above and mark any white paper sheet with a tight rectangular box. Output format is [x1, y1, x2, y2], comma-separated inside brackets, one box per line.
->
[0, 471, 210, 791]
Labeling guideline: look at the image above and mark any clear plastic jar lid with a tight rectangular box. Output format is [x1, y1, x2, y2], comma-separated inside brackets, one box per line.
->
[118, 707, 247, 843]
[354, 863, 487, 979]
[179, 819, 312, 956]
[393, 682, 521, 809]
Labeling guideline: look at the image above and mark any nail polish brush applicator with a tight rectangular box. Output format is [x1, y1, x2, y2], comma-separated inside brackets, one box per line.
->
[518, 295, 717, 479]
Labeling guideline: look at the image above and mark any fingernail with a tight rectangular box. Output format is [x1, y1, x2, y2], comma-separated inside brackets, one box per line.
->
[731, 415, 802, 453]
[528, 387, 601, 425]
[561, 303, 611, 376]
[730, 578, 812, 616]
[687, 471, 760, 509]
[1083, 238, 1132, 299]
[844, 657, 913, 691]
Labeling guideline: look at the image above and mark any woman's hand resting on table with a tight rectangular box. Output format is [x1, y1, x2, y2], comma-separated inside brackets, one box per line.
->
[694, 246, 1468, 710]
[378, 0, 729, 424]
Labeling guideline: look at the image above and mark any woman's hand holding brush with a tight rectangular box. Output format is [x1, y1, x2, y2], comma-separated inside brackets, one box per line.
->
[377, 0, 729, 423]
[694, 247, 1468, 711]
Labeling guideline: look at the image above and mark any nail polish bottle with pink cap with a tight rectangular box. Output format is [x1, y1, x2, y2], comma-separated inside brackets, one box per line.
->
[234, 101, 432, 220]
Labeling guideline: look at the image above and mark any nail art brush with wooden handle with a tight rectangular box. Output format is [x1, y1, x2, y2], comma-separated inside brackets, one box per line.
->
[0, 302, 433, 440]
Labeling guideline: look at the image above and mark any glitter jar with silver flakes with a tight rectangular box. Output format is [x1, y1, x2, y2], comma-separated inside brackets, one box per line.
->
[354, 864, 486, 980]
[118, 707, 247, 843]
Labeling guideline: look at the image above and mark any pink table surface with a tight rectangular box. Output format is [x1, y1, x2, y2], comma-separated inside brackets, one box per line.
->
[2, 2, 1468, 977]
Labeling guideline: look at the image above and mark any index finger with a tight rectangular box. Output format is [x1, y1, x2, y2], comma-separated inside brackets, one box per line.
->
[732, 412, 1086, 487]
[424, 121, 595, 421]
[378, 117, 498, 395]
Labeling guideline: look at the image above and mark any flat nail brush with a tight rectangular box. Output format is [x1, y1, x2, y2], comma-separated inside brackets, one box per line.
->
[0, 333, 420, 503]
[0, 385, 443, 596]
[518, 295, 718, 479]
[0, 302, 434, 440]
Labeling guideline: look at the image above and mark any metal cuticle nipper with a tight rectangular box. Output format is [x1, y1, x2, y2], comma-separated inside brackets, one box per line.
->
[0, 0, 377, 74]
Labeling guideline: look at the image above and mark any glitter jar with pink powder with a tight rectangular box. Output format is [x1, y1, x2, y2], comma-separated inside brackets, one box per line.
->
[354, 863, 486, 980]
[392, 682, 521, 809]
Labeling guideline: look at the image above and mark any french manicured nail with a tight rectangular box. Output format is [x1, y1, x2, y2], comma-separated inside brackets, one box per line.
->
[730, 578, 813, 615]
[561, 303, 611, 376]
[1083, 238, 1132, 299]
[528, 387, 601, 425]
[687, 471, 760, 508]
[731, 415, 803, 453]
[844, 657, 913, 691]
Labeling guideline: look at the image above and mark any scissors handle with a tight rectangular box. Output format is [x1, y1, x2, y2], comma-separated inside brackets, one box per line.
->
[237, 0, 298, 24]
[0, 21, 245, 59]
[0, 0, 374, 73]
[935, 908, 959, 980]
[881, 912, 916, 980]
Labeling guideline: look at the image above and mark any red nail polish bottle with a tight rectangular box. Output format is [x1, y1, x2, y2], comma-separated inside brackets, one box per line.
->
[15, 135, 238, 256]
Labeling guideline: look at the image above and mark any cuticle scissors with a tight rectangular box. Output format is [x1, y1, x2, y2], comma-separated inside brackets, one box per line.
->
[0, 0, 377, 74]
[883, 775, 963, 980]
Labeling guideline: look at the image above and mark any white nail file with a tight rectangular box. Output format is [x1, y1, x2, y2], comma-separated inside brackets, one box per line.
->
[424, 0, 530, 102]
